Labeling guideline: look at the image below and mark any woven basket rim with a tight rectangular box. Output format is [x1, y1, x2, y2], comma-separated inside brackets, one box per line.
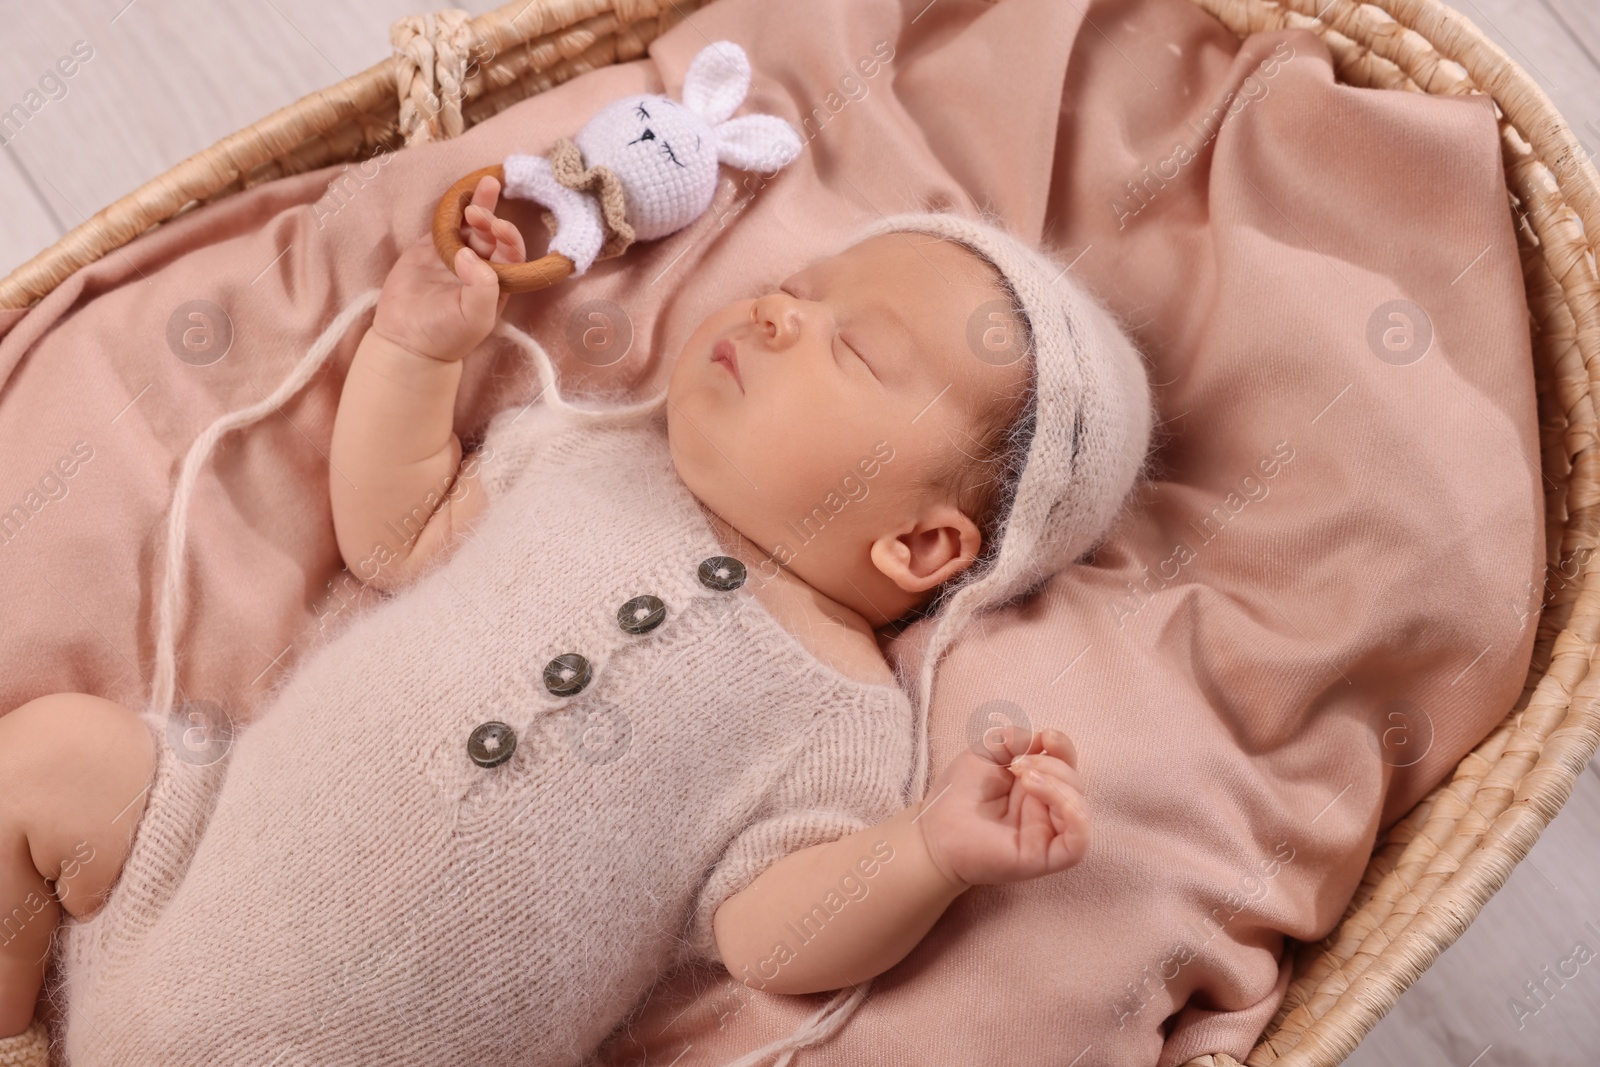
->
[1186, 0, 1600, 1064]
[0, 0, 693, 311]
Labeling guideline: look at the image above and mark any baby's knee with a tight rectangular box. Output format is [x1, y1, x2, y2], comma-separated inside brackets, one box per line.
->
[1, 693, 154, 784]
[0, 693, 155, 918]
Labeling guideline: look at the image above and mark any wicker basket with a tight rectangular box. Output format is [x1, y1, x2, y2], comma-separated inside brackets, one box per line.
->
[4, 1, 1598, 1064]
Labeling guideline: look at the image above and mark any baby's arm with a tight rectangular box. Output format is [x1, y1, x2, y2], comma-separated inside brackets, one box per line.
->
[711, 801, 964, 994]
[712, 728, 1087, 995]
[329, 177, 524, 592]
[330, 322, 477, 593]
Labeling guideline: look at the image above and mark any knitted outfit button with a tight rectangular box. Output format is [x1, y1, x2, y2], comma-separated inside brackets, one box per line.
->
[698, 555, 746, 591]
[467, 721, 517, 768]
[544, 653, 593, 696]
[617, 594, 666, 634]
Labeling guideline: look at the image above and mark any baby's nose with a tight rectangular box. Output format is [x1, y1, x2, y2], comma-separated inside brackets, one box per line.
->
[756, 302, 800, 348]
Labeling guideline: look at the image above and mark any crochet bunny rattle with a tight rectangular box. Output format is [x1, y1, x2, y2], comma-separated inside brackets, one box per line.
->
[432, 40, 803, 291]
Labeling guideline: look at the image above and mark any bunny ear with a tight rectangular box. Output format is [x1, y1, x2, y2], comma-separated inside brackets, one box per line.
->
[681, 41, 750, 126]
[713, 114, 803, 173]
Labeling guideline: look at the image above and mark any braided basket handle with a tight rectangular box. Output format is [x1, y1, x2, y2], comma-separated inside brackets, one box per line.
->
[432, 164, 575, 293]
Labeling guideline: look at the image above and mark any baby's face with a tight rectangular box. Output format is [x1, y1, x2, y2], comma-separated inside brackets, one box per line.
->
[667, 232, 1028, 623]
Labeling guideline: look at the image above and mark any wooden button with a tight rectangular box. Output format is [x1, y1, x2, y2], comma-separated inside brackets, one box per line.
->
[617, 595, 666, 634]
[697, 555, 746, 591]
[543, 653, 593, 696]
[467, 721, 517, 768]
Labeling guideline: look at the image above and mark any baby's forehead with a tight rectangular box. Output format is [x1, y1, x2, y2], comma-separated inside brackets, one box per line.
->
[821, 233, 1010, 325]
[825, 231, 996, 280]
[795, 234, 1006, 319]
[794, 233, 1027, 396]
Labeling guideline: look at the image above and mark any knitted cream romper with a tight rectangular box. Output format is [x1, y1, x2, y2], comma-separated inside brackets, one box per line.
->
[46, 400, 916, 1067]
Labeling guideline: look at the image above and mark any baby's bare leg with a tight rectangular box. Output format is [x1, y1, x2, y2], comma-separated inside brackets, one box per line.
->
[0, 694, 154, 1037]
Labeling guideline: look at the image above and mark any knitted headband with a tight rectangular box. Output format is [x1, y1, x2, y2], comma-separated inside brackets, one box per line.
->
[850, 211, 1157, 802]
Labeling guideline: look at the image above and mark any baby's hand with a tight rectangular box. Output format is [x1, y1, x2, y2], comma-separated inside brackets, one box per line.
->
[915, 726, 1090, 891]
[371, 175, 527, 363]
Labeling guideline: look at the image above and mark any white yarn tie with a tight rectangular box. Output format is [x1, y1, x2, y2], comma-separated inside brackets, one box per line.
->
[148, 288, 666, 723]
[713, 982, 873, 1067]
[491, 316, 667, 423]
[149, 288, 382, 721]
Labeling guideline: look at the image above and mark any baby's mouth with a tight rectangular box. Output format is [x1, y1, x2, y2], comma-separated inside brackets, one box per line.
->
[712, 338, 744, 392]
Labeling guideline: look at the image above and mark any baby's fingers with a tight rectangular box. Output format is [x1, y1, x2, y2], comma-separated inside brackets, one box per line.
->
[1022, 727, 1079, 771]
[487, 214, 525, 265]
[977, 721, 1036, 766]
[462, 204, 498, 258]
[1022, 773, 1089, 832]
[1010, 753, 1083, 797]
[454, 245, 499, 294]
[1018, 774, 1091, 867]
[463, 204, 525, 266]
[467, 173, 502, 214]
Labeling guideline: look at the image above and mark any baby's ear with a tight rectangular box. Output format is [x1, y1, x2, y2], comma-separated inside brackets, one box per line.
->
[713, 114, 802, 173]
[870, 506, 982, 596]
[681, 41, 750, 126]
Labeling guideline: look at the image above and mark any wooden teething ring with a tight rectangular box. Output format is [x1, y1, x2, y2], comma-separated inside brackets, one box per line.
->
[432, 164, 576, 293]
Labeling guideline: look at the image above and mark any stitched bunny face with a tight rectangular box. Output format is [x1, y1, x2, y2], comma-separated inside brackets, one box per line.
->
[572, 41, 802, 242]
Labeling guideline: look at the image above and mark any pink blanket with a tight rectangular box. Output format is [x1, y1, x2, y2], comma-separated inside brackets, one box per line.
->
[1, 0, 1539, 1063]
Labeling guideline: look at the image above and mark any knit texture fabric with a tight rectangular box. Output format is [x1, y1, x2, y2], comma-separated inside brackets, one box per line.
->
[41, 203, 1152, 1067]
[856, 211, 1157, 803]
[545, 137, 634, 260]
[0, 1022, 48, 1067]
[502, 152, 609, 275]
[500, 40, 802, 277]
[47, 402, 915, 1066]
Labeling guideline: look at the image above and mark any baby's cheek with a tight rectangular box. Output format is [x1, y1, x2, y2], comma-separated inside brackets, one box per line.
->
[757, 431, 837, 492]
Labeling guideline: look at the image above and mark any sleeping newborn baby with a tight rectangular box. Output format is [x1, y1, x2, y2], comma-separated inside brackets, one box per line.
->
[0, 177, 1153, 1066]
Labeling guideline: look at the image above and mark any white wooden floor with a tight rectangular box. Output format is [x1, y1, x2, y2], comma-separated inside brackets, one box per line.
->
[3, 1, 1600, 1064]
